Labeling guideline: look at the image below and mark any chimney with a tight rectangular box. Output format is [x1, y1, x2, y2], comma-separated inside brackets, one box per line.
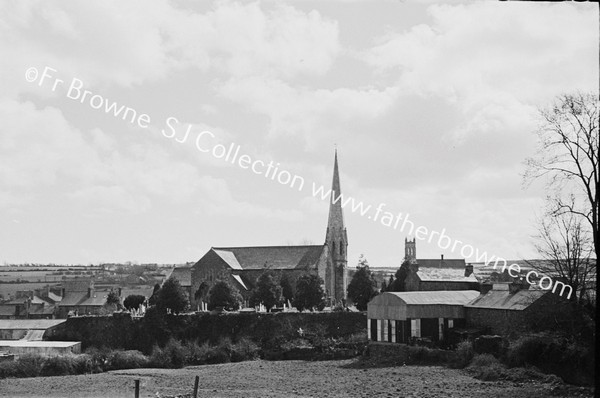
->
[465, 263, 474, 277]
[441, 254, 444, 261]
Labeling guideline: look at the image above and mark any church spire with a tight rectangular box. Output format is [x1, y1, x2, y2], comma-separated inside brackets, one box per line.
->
[327, 149, 345, 233]
[325, 149, 348, 302]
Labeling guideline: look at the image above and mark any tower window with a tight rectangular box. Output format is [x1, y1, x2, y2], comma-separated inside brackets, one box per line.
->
[340, 242, 343, 255]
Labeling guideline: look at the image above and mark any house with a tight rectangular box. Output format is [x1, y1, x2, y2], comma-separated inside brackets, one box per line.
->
[57, 279, 120, 318]
[367, 290, 480, 343]
[190, 151, 348, 308]
[464, 281, 571, 335]
[0, 291, 57, 319]
[402, 239, 479, 292]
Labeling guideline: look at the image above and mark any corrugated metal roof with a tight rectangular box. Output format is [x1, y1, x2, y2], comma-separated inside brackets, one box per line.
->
[367, 291, 480, 320]
[384, 290, 481, 305]
[0, 340, 78, 348]
[465, 289, 546, 310]
[0, 319, 65, 329]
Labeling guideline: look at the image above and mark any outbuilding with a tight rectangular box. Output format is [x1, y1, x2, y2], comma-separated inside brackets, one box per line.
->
[367, 290, 480, 343]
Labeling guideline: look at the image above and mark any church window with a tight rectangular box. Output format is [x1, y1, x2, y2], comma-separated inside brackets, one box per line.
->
[340, 241, 343, 255]
[332, 242, 336, 254]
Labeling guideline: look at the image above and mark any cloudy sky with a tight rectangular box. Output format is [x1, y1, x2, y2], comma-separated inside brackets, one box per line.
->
[0, 1, 598, 267]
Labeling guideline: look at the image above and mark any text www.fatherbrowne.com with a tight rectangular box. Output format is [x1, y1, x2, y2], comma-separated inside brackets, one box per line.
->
[25, 65, 575, 300]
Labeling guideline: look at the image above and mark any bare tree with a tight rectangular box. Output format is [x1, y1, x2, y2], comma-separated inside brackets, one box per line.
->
[532, 212, 595, 303]
[525, 93, 599, 260]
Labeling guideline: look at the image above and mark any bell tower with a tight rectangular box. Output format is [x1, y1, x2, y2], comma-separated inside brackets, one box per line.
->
[325, 149, 348, 302]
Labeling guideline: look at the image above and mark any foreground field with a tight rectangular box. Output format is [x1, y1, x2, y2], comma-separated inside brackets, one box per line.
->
[0, 359, 592, 398]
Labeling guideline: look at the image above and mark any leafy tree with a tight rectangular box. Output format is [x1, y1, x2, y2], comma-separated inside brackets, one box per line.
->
[156, 277, 189, 314]
[347, 261, 377, 311]
[148, 283, 160, 306]
[293, 273, 325, 312]
[105, 290, 120, 306]
[280, 273, 294, 303]
[388, 260, 410, 292]
[388, 274, 395, 288]
[208, 280, 242, 311]
[380, 280, 387, 292]
[250, 270, 282, 311]
[123, 294, 146, 310]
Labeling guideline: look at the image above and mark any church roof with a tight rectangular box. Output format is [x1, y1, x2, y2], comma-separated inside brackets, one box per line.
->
[211, 245, 325, 270]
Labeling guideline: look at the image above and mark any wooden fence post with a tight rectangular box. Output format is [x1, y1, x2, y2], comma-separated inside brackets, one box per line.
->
[193, 375, 200, 398]
[134, 379, 140, 398]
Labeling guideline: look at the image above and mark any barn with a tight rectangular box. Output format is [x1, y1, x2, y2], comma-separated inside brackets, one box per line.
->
[367, 290, 480, 343]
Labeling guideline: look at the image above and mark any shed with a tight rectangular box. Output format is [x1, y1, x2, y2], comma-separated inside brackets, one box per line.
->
[367, 291, 480, 344]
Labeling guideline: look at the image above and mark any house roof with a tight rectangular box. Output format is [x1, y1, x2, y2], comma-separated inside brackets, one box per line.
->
[465, 289, 546, 311]
[0, 306, 16, 317]
[210, 245, 325, 271]
[416, 268, 478, 283]
[170, 267, 192, 287]
[121, 286, 155, 299]
[58, 290, 111, 307]
[416, 258, 466, 269]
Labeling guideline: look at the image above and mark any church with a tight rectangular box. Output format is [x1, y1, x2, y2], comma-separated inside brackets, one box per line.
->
[190, 151, 348, 309]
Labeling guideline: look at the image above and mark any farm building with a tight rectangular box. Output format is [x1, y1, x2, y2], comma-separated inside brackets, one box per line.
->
[464, 281, 571, 335]
[0, 319, 65, 340]
[367, 290, 480, 343]
[0, 340, 81, 356]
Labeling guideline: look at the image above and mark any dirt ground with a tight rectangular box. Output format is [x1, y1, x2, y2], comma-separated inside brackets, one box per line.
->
[0, 359, 593, 398]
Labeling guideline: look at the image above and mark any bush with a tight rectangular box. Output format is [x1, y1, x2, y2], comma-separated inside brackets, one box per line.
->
[449, 340, 474, 369]
[84, 346, 110, 372]
[107, 350, 149, 370]
[0, 359, 19, 378]
[406, 346, 448, 365]
[231, 338, 260, 362]
[468, 354, 507, 381]
[15, 353, 45, 378]
[71, 354, 94, 374]
[184, 340, 211, 365]
[41, 355, 75, 377]
[150, 339, 186, 368]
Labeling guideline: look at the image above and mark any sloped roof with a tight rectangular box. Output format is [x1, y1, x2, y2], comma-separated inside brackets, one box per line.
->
[417, 258, 466, 269]
[417, 268, 478, 282]
[0, 306, 15, 316]
[211, 245, 325, 270]
[58, 290, 111, 307]
[170, 267, 192, 287]
[465, 289, 546, 311]
[0, 319, 65, 329]
[231, 274, 248, 290]
[385, 290, 480, 305]
[120, 286, 155, 299]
